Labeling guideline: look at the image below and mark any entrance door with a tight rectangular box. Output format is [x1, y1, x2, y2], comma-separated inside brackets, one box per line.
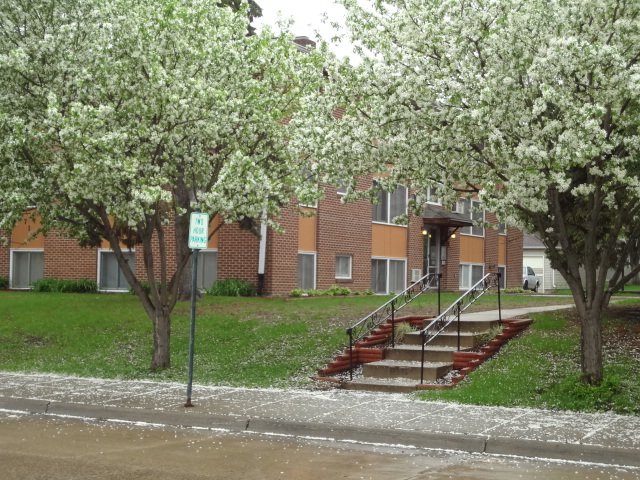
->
[423, 227, 440, 275]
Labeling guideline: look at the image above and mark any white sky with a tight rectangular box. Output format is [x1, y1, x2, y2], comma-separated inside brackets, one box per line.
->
[254, 0, 353, 59]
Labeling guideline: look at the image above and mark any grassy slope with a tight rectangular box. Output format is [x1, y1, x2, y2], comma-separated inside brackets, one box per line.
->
[2, 290, 637, 414]
[417, 303, 640, 415]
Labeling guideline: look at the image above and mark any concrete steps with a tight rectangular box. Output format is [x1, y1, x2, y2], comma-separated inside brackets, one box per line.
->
[363, 359, 452, 382]
[314, 314, 534, 394]
[384, 345, 455, 363]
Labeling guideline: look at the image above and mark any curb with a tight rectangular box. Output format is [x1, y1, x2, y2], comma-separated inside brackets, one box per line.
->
[2, 396, 639, 468]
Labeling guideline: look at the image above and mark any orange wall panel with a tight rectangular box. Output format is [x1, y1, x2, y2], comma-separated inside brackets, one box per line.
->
[298, 210, 317, 252]
[372, 224, 407, 258]
[460, 235, 484, 264]
[498, 235, 506, 265]
[11, 210, 44, 249]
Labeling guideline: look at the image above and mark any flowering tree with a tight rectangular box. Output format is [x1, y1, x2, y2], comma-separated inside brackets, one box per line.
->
[293, 0, 640, 384]
[0, 0, 325, 370]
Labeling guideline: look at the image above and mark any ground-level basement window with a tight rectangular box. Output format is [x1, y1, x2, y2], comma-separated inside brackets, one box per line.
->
[335, 255, 352, 280]
[371, 258, 405, 294]
[98, 250, 135, 291]
[460, 263, 484, 290]
[197, 250, 218, 290]
[298, 252, 316, 290]
[11, 250, 44, 288]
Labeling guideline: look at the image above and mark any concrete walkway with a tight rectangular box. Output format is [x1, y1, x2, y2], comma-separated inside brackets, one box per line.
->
[1, 304, 639, 468]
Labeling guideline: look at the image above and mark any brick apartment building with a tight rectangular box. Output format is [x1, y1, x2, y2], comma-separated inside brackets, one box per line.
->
[0, 34, 524, 296]
[0, 179, 523, 295]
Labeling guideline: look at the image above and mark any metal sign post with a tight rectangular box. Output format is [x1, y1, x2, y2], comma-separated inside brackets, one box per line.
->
[185, 208, 209, 408]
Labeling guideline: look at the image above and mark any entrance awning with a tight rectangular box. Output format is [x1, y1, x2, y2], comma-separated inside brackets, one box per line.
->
[422, 205, 473, 228]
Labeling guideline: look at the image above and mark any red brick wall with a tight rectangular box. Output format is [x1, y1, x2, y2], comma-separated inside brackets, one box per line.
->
[8, 224, 181, 286]
[2, 194, 527, 295]
[442, 233, 461, 291]
[263, 206, 299, 295]
[316, 182, 373, 293]
[484, 212, 500, 275]
[506, 226, 524, 289]
[406, 205, 424, 288]
[44, 232, 98, 280]
[217, 221, 261, 285]
[0, 230, 9, 279]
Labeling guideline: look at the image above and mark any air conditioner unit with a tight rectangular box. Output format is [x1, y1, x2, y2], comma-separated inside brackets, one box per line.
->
[453, 201, 465, 214]
[411, 269, 423, 282]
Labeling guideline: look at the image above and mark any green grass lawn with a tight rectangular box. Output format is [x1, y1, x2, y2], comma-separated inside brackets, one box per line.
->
[2, 289, 637, 415]
[0, 290, 571, 387]
[417, 300, 640, 415]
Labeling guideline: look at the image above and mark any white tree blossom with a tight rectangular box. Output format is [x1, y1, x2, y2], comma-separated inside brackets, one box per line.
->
[0, 0, 326, 369]
[292, 0, 640, 384]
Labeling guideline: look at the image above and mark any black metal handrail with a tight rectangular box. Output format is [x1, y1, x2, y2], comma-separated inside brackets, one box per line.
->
[419, 272, 501, 383]
[345, 273, 441, 380]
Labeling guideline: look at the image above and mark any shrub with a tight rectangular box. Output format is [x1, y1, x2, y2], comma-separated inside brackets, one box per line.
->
[207, 278, 256, 297]
[31, 278, 97, 293]
[325, 285, 351, 296]
[0, 276, 8, 289]
[290, 286, 352, 297]
[394, 322, 415, 343]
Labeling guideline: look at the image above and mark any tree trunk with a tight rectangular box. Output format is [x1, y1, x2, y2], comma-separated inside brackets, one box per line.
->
[174, 206, 194, 302]
[150, 308, 171, 370]
[578, 307, 604, 385]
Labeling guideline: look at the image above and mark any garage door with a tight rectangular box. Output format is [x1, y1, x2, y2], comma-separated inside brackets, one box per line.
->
[523, 255, 545, 292]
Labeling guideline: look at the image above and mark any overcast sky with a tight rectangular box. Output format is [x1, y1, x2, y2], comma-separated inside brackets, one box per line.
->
[254, 0, 354, 59]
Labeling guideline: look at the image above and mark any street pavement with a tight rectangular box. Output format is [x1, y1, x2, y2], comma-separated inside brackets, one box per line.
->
[1, 304, 639, 469]
[1, 370, 639, 468]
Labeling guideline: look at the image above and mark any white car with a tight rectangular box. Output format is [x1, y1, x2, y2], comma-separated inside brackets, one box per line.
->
[522, 266, 540, 292]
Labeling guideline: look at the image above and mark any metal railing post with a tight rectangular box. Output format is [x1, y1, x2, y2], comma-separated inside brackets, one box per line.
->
[347, 328, 353, 381]
[437, 273, 442, 316]
[497, 272, 502, 323]
[420, 331, 426, 384]
[391, 299, 396, 348]
[457, 301, 461, 351]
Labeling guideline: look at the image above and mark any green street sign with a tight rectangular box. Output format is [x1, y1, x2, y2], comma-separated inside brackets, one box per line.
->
[188, 211, 209, 249]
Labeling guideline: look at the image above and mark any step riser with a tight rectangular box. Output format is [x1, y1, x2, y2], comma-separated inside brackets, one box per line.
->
[342, 383, 417, 394]
[441, 320, 500, 333]
[404, 334, 476, 348]
[363, 363, 452, 381]
[385, 349, 453, 362]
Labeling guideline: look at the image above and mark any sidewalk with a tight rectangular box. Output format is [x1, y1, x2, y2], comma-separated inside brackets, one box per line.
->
[2, 370, 640, 468]
[2, 303, 639, 468]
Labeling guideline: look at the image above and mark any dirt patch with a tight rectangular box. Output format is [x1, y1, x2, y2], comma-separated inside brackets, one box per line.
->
[22, 335, 50, 347]
[603, 305, 640, 361]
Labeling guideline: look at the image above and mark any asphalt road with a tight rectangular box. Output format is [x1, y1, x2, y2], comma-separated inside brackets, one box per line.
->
[1, 414, 638, 480]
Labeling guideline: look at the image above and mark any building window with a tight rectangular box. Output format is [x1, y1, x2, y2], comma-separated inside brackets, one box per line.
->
[460, 263, 484, 289]
[372, 183, 407, 224]
[335, 255, 352, 279]
[458, 198, 484, 237]
[298, 252, 316, 290]
[371, 258, 406, 294]
[99, 250, 135, 290]
[498, 266, 506, 288]
[498, 223, 507, 235]
[197, 250, 218, 290]
[425, 186, 441, 205]
[10, 250, 44, 288]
